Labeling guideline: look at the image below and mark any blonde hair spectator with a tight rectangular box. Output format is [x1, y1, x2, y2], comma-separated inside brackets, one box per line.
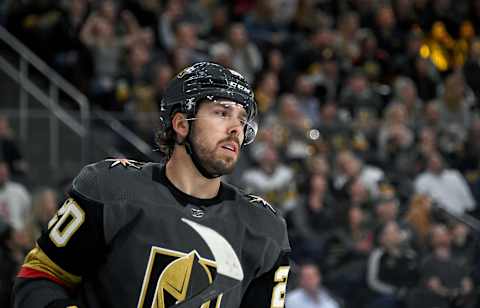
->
[404, 194, 434, 248]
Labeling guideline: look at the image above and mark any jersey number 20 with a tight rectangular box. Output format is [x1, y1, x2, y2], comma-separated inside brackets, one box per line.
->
[47, 198, 85, 247]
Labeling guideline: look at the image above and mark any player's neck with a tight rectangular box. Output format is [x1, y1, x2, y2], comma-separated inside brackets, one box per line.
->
[165, 149, 221, 199]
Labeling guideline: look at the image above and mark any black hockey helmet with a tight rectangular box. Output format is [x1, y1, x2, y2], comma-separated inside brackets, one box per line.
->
[160, 62, 258, 145]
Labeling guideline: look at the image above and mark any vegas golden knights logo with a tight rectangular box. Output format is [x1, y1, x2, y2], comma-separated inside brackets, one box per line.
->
[136, 247, 223, 308]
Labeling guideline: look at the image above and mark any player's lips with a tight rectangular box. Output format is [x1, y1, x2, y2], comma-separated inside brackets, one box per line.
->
[220, 141, 238, 153]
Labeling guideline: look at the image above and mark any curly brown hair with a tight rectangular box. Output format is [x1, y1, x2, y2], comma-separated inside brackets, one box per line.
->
[155, 104, 193, 159]
[155, 122, 177, 160]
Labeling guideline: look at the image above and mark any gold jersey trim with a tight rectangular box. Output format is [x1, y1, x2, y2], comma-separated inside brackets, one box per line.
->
[22, 245, 82, 288]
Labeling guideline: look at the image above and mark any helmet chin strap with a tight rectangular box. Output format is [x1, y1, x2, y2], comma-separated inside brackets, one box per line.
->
[182, 125, 221, 179]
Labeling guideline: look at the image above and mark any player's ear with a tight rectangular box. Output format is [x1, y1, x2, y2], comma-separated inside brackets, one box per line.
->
[172, 112, 189, 140]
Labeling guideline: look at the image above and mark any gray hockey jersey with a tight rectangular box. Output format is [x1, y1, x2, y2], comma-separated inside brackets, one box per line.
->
[15, 159, 290, 308]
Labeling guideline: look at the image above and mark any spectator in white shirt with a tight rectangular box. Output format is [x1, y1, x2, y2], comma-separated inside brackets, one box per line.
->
[334, 150, 384, 197]
[0, 161, 31, 231]
[286, 263, 342, 308]
[414, 152, 475, 216]
[0, 160, 31, 253]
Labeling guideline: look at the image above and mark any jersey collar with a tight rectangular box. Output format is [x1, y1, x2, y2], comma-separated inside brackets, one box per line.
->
[153, 166, 233, 206]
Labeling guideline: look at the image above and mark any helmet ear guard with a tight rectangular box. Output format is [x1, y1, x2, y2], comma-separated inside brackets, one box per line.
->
[243, 119, 258, 146]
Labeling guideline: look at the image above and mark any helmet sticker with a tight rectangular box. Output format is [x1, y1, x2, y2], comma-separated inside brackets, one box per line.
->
[176, 64, 197, 78]
[228, 69, 244, 78]
[228, 80, 251, 95]
[185, 97, 196, 111]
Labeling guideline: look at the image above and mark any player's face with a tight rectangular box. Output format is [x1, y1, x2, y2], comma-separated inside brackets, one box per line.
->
[190, 100, 247, 175]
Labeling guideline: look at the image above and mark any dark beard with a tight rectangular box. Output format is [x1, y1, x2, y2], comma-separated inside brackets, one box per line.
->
[190, 127, 238, 176]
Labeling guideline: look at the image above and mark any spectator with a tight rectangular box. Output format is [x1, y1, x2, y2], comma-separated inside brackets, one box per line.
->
[266, 94, 312, 163]
[373, 4, 404, 58]
[0, 115, 27, 179]
[414, 151, 476, 216]
[117, 42, 156, 140]
[463, 38, 480, 99]
[377, 103, 415, 171]
[80, 0, 123, 99]
[315, 51, 342, 103]
[355, 29, 388, 83]
[393, 1, 419, 33]
[50, 0, 92, 93]
[316, 102, 352, 154]
[241, 142, 298, 214]
[0, 160, 31, 234]
[416, 127, 439, 161]
[404, 194, 437, 253]
[202, 5, 228, 44]
[264, 48, 289, 90]
[171, 21, 209, 64]
[286, 263, 342, 308]
[254, 71, 279, 116]
[209, 42, 233, 68]
[393, 30, 424, 77]
[346, 177, 374, 212]
[156, 0, 184, 51]
[335, 11, 361, 67]
[152, 62, 174, 110]
[80, 3, 151, 110]
[25, 187, 58, 248]
[322, 206, 373, 308]
[0, 217, 20, 308]
[437, 72, 474, 147]
[334, 150, 384, 198]
[373, 197, 402, 233]
[377, 103, 413, 150]
[293, 74, 321, 126]
[410, 57, 440, 102]
[338, 69, 383, 118]
[408, 224, 476, 308]
[449, 222, 479, 271]
[289, 173, 336, 263]
[287, 26, 337, 82]
[420, 100, 443, 134]
[392, 76, 423, 129]
[306, 155, 330, 178]
[225, 22, 263, 83]
[461, 117, 480, 174]
[5, 0, 62, 63]
[243, 0, 288, 49]
[367, 221, 419, 308]
[122, 0, 160, 32]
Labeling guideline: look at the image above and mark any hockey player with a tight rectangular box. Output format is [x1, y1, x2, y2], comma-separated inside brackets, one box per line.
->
[13, 62, 290, 308]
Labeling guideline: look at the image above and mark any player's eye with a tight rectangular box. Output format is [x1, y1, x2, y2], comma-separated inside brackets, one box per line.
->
[214, 110, 229, 118]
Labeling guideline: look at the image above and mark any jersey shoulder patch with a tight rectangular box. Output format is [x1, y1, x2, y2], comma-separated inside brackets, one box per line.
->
[105, 158, 145, 170]
[245, 194, 277, 215]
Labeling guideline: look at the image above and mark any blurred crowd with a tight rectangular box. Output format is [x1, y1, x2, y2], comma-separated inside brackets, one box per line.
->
[1, 0, 480, 307]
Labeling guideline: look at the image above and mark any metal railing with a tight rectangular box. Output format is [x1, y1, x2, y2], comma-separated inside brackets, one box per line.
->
[0, 25, 90, 166]
[96, 110, 153, 155]
[0, 25, 157, 168]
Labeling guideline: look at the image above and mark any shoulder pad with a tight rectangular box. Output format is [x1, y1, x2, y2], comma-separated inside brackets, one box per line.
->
[72, 159, 146, 202]
[104, 158, 145, 170]
[245, 194, 277, 215]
